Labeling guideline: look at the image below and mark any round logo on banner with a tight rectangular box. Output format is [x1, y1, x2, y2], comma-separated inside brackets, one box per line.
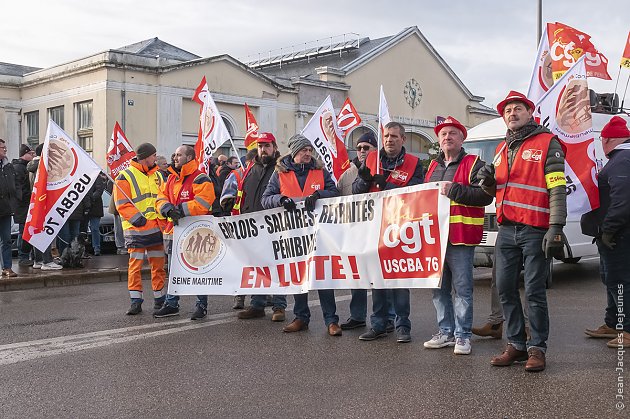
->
[557, 79, 591, 136]
[177, 220, 225, 274]
[46, 137, 78, 189]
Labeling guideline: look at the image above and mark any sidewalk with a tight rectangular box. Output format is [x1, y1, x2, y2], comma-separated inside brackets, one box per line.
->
[0, 253, 151, 292]
[0, 253, 493, 292]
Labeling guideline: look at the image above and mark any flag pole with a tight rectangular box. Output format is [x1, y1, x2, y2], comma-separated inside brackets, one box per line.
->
[621, 73, 630, 113]
[227, 138, 244, 169]
[613, 65, 622, 100]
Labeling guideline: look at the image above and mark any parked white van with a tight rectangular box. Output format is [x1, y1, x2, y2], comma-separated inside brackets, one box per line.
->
[465, 110, 630, 278]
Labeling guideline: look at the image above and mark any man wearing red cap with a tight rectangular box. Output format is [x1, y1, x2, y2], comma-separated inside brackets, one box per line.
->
[584, 115, 630, 349]
[477, 91, 567, 372]
[423, 117, 493, 355]
[225, 132, 288, 321]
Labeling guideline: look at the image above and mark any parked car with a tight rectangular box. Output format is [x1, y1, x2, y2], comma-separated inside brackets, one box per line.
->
[10, 217, 19, 256]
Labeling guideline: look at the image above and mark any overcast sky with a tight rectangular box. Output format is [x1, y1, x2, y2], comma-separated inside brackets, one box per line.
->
[1, 0, 628, 108]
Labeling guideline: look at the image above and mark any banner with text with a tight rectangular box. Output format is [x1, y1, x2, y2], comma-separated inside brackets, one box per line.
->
[167, 183, 450, 296]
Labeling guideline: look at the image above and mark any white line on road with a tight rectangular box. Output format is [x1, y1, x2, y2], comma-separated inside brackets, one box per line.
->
[0, 294, 354, 366]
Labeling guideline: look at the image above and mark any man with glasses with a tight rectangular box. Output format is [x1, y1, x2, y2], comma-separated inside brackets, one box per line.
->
[0, 139, 18, 277]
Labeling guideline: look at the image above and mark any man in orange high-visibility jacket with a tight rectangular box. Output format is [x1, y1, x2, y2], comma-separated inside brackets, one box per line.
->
[114, 142, 166, 316]
[153, 145, 216, 320]
[261, 134, 341, 336]
[422, 116, 493, 356]
[477, 90, 567, 372]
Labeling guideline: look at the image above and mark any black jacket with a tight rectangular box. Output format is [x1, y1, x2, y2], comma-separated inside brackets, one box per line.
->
[598, 144, 630, 237]
[240, 153, 279, 214]
[87, 173, 107, 218]
[426, 149, 494, 208]
[11, 158, 31, 223]
[0, 157, 17, 217]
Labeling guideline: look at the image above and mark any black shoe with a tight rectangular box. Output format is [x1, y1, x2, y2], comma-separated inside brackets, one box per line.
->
[153, 300, 165, 310]
[386, 320, 395, 333]
[191, 305, 207, 321]
[126, 302, 142, 315]
[359, 329, 388, 341]
[396, 327, 412, 343]
[340, 318, 366, 330]
[153, 305, 180, 318]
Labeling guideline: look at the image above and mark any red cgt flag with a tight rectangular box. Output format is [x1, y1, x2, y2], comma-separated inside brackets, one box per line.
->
[547, 22, 611, 81]
[621, 31, 630, 69]
[106, 122, 136, 178]
[336, 98, 362, 138]
[244, 103, 260, 150]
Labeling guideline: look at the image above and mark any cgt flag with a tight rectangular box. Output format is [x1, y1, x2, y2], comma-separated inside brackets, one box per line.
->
[106, 122, 135, 178]
[193, 76, 232, 175]
[621, 31, 630, 69]
[336, 97, 362, 138]
[533, 56, 599, 220]
[301, 96, 351, 182]
[23, 120, 101, 252]
[547, 22, 611, 81]
[244, 103, 260, 151]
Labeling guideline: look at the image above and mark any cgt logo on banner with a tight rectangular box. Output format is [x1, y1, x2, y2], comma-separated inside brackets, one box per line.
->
[167, 183, 449, 296]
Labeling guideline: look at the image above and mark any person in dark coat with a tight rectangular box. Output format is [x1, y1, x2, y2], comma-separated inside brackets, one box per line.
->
[0, 138, 18, 277]
[12, 144, 35, 266]
[85, 172, 107, 255]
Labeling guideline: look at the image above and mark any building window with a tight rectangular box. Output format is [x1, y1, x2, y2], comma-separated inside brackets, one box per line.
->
[76, 101, 93, 155]
[25, 111, 39, 148]
[48, 106, 64, 129]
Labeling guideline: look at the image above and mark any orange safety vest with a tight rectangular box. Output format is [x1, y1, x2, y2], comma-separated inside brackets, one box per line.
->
[365, 151, 419, 192]
[278, 170, 324, 198]
[425, 154, 485, 245]
[495, 133, 553, 228]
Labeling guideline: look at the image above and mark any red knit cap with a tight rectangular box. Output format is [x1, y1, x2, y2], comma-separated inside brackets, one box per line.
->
[601, 116, 630, 139]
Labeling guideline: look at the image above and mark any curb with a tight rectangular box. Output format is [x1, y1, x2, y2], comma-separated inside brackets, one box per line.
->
[0, 268, 152, 292]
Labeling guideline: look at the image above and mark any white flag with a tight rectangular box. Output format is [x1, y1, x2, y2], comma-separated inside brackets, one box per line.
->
[527, 26, 552, 103]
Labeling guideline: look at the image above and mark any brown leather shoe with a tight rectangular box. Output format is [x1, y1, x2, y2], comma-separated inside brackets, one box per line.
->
[607, 331, 630, 348]
[525, 348, 546, 372]
[283, 319, 308, 333]
[2, 268, 17, 278]
[490, 344, 528, 366]
[585, 324, 618, 339]
[328, 323, 342, 336]
[472, 322, 503, 339]
[237, 306, 265, 319]
[271, 308, 286, 322]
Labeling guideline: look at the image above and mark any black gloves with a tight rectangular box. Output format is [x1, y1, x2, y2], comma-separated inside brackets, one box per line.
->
[373, 174, 387, 190]
[477, 164, 496, 187]
[131, 215, 147, 228]
[542, 224, 565, 258]
[222, 198, 235, 213]
[358, 166, 373, 182]
[167, 208, 184, 225]
[304, 191, 319, 212]
[601, 232, 616, 250]
[280, 196, 296, 211]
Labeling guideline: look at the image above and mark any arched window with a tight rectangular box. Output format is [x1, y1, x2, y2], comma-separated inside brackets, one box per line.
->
[405, 131, 434, 160]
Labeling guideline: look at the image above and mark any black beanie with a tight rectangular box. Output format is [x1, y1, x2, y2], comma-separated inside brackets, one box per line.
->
[136, 143, 157, 160]
[19, 144, 32, 157]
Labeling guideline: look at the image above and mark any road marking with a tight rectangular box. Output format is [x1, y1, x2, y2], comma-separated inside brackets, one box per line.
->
[0, 294, 354, 366]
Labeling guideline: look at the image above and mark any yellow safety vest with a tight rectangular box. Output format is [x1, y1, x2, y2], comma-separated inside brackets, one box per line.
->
[119, 165, 165, 231]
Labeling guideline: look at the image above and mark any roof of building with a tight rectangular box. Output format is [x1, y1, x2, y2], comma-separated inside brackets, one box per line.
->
[114, 37, 200, 62]
[0, 62, 42, 77]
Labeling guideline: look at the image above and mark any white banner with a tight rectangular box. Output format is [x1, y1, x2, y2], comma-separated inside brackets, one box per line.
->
[167, 183, 450, 296]
[23, 120, 101, 252]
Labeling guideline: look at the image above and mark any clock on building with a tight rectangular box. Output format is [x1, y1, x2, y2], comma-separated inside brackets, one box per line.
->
[404, 79, 422, 109]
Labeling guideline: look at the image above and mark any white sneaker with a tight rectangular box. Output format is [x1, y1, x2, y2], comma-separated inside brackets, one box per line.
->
[32, 262, 42, 269]
[423, 330, 456, 348]
[454, 337, 472, 355]
[41, 262, 63, 271]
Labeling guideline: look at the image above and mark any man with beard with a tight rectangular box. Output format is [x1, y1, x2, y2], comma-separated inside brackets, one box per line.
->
[224, 133, 288, 321]
[477, 91, 567, 372]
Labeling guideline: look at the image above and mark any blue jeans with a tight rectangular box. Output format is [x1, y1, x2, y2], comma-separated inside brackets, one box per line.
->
[370, 288, 410, 332]
[89, 216, 101, 253]
[495, 224, 549, 352]
[349, 289, 396, 322]
[432, 244, 474, 339]
[34, 243, 53, 264]
[17, 223, 32, 261]
[293, 290, 338, 326]
[113, 215, 125, 249]
[598, 231, 630, 333]
[58, 219, 81, 255]
[0, 216, 12, 269]
[251, 294, 287, 310]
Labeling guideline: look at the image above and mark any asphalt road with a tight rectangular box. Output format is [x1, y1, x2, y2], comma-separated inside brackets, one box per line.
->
[0, 256, 626, 418]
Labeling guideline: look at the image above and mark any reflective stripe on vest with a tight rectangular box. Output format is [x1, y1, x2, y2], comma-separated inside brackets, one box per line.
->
[494, 133, 553, 228]
[365, 151, 419, 192]
[425, 154, 485, 245]
[119, 165, 164, 231]
[279, 169, 324, 198]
